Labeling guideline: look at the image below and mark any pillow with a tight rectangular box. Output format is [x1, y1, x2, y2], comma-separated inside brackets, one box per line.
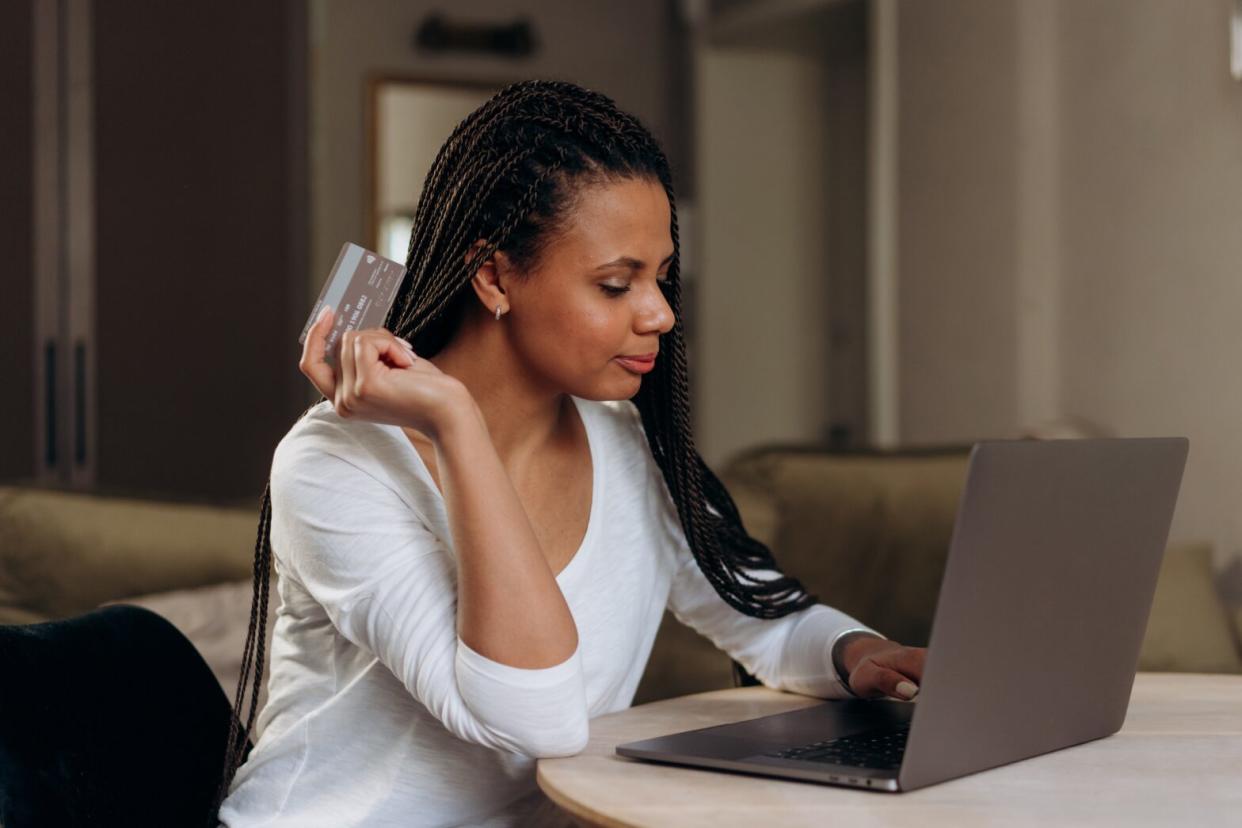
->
[1138, 541, 1242, 674]
[0, 485, 258, 622]
[1234, 608, 1242, 661]
[721, 449, 970, 647]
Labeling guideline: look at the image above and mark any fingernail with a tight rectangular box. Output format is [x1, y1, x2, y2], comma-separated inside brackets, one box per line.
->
[316, 305, 332, 323]
[398, 338, 415, 351]
[895, 681, 919, 700]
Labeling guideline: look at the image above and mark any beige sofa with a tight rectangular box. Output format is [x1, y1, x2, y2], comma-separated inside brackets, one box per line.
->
[634, 446, 1242, 703]
[2, 444, 1239, 716]
[0, 485, 273, 714]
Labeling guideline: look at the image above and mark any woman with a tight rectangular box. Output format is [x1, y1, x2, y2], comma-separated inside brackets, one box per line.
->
[215, 79, 925, 827]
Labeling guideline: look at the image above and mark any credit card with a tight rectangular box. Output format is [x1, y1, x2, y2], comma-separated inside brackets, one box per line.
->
[299, 242, 407, 366]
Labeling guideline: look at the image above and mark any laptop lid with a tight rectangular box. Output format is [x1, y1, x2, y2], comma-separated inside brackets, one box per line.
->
[898, 437, 1188, 791]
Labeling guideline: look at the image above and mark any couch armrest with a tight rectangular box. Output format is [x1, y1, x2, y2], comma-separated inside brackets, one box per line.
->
[0, 485, 260, 623]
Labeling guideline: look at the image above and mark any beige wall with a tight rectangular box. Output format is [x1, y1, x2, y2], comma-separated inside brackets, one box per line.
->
[308, 0, 687, 359]
[896, 0, 1022, 445]
[1056, 0, 1242, 557]
[892, 0, 1242, 558]
[694, 44, 833, 469]
[692, 2, 878, 470]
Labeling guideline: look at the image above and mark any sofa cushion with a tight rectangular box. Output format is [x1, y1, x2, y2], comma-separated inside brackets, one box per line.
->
[635, 450, 969, 702]
[720, 449, 970, 647]
[637, 447, 1242, 703]
[1139, 541, 1242, 674]
[0, 485, 259, 624]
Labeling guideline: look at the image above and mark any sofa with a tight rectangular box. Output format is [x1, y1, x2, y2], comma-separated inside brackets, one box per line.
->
[2, 442, 1240, 721]
[0, 484, 275, 719]
[633, 445, 1242, 703]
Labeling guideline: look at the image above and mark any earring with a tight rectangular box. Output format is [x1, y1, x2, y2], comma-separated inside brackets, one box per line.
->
[494, 305, 503, 320]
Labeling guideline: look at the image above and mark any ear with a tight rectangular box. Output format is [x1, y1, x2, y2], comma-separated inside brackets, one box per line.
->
[464, 238, 514, 313]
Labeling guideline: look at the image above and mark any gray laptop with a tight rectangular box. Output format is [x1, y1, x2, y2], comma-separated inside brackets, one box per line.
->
[616, 437, 1189, 792]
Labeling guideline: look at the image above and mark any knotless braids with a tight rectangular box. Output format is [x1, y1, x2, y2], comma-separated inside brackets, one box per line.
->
[211, 77, 819, 820]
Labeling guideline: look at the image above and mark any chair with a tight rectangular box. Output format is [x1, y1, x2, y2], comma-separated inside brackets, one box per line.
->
[0, 604, 251, 828]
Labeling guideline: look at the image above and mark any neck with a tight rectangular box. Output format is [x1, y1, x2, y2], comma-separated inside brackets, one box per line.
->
[422, 311, 569, 467]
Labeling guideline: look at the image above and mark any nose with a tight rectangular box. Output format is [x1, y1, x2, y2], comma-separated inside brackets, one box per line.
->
[638, 284, 676, 336]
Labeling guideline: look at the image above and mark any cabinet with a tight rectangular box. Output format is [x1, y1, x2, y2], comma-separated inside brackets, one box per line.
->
[1, 0, 310, 505]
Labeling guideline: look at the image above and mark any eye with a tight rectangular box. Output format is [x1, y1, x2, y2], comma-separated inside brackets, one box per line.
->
[600, 274, 673, 298]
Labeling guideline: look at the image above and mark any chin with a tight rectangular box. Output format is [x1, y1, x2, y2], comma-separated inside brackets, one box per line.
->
[569, 373, 642, 403]
[618, 379, 645, 402]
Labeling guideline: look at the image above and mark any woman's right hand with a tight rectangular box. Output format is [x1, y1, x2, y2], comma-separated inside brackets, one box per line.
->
[298, 305, 470, 440]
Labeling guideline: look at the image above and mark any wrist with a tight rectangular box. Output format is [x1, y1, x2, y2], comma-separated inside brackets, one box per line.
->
[427, 387, 483, 446]
[831, 630, 886, 691]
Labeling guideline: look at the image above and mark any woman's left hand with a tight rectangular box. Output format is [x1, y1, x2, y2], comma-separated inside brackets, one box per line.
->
[838, 635, 927, 701]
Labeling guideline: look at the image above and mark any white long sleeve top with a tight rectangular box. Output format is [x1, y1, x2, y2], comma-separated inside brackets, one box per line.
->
[217, 395, 876, 827]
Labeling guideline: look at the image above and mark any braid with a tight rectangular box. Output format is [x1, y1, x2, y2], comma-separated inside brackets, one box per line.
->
[212, 77, 815, 821]
[209, 403, 320, 822]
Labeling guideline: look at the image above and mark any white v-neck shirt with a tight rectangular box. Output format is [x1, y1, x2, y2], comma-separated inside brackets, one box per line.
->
[218, 395, 875, 827]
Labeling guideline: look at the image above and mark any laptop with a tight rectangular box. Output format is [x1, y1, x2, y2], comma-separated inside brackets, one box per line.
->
[616, 437, 1189, 792]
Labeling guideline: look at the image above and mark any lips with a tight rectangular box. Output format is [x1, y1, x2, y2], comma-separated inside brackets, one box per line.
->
[616, 354, 656, 374]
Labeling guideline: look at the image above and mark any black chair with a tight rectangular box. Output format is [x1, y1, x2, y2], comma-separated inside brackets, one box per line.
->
[0, 604, 251, 828]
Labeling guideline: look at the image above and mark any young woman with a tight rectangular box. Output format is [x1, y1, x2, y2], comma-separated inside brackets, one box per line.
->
[214, 79, 926, 827]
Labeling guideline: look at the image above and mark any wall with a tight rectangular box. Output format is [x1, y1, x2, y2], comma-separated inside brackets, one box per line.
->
[692, 2, 869, 468]
[695, 42, 833, 467]
[890, 0, 1242, 557]
[1056, 0, 1242, 557]
[895, 0, 1021, 445]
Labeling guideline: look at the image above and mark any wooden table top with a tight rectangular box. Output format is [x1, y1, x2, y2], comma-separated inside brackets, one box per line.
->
[536, 673, 1242, 827]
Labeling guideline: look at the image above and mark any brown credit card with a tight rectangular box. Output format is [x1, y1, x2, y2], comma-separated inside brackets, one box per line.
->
[299, 242, 407, 366]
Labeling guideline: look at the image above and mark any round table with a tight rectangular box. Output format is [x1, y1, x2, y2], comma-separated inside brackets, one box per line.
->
[536, 673, 1242, 827]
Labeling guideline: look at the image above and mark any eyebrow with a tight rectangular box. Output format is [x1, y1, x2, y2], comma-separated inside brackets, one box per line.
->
[592, 252, 675, 271]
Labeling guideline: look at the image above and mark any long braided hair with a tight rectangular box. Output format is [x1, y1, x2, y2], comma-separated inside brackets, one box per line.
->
[212, 77, 819, 818]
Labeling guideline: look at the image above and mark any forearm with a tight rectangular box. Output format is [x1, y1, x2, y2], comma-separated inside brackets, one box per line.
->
[762, 605, 882, 698]
[434, 398, 579, 670]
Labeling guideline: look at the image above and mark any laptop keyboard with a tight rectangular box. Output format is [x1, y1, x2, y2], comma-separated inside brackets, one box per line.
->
[761, 723, 910, 770]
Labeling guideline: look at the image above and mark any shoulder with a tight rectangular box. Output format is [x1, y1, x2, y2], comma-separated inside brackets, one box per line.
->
[270, 400, 428, 509]
[266, 405, 446, 581]
[273, 401, 366, 473]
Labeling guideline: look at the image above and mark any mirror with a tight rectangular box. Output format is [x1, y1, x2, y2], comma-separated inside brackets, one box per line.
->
[368, 78, 500, 262]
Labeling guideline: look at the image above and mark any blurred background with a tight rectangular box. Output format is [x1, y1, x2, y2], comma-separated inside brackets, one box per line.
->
[2, 0, 1241, 698]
